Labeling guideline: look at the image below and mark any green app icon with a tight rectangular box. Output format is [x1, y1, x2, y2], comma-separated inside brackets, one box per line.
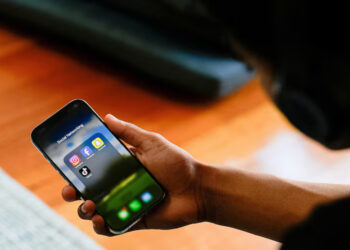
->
[129, 200, 142, 212]
[117, 208, 130, 221]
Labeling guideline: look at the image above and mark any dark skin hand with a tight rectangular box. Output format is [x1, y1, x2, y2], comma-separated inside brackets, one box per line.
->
[62, 114, 202, 236]
[62, 114, 350, 240]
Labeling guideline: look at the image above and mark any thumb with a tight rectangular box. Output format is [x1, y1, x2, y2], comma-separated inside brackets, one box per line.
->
[104, 114, 148, 148]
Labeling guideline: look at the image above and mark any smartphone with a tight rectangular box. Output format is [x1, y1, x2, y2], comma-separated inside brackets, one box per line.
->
[31, 99, 166, 234]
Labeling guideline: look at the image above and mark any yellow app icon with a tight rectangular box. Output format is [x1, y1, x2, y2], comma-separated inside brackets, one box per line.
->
[92, 137, 104, 149]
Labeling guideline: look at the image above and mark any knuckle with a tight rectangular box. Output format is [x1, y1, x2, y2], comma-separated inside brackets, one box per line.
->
[125, 122, 139, 133]
[148, 131, 164, 141]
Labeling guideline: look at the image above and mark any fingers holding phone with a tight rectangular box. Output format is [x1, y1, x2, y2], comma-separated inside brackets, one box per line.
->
[32, 100, 166, 234]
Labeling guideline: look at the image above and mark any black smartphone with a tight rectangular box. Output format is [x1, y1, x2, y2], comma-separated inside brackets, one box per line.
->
[31, 99, 166, 234]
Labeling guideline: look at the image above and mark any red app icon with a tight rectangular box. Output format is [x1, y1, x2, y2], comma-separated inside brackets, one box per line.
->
[69, 154, 81, 166]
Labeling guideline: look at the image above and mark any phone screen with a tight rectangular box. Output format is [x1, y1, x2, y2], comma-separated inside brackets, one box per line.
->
[31, 100, 165, 233]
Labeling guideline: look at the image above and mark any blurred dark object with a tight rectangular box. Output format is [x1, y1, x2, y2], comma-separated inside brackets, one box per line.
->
[102, 0, 222, 45]
[0, 0, 254, 98]
[206, 1, 350, 147]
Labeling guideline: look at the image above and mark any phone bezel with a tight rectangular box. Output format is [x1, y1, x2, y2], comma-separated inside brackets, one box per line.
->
[31, 99, 166, 234]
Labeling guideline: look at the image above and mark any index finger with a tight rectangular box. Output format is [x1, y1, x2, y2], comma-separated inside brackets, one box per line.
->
[62, 185, 79, 202]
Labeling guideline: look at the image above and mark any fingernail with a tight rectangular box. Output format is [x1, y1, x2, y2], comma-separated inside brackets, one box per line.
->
[106, 114, 116, 120]
[81, 204, 87, 214]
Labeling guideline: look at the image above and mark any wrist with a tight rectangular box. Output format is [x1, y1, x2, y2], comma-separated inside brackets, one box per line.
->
[193, 160, 220, 223]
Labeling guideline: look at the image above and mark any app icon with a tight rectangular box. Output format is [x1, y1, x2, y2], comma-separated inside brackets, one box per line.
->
[129, 200, 142, 212]
[117, 208, 130, 221]
[80, 146, 93, 158]
[79, 166, 91, 177]
[69, 154, 81, 166]
[141, 192, 152, 203]
[92, 137, 104, 149]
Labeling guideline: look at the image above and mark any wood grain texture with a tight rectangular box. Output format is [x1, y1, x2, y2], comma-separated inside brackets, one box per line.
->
[0, 26, 287, 249]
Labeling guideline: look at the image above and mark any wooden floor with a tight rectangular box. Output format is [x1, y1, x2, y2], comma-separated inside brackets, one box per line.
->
[0, 26, 289, 249]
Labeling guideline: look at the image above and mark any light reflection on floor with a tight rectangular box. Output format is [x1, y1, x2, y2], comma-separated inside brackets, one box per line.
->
[253, 131, 350, 184]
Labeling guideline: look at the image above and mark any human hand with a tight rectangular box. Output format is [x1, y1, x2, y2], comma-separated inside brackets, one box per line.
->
[62, 114, 202, 236]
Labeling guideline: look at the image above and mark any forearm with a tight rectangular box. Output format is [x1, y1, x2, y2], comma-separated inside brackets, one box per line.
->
[195, 161, 350, 241]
